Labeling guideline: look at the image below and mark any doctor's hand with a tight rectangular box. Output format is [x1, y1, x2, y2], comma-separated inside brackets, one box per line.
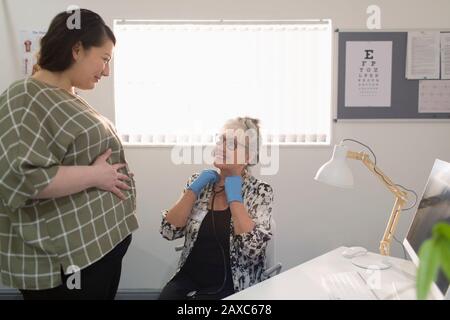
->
[187, 169, 220, 197]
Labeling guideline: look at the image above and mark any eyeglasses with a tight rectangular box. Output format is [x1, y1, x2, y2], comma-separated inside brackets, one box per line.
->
[215, 134, 243, 151]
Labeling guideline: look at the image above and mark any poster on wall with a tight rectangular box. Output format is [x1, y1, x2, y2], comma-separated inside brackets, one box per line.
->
[344, 41, 393, 107]
[19, 30, 46, 76]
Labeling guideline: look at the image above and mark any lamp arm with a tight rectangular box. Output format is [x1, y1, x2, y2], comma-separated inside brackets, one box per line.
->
[347, 150, 408, 256]
[380, 196, 405, 256]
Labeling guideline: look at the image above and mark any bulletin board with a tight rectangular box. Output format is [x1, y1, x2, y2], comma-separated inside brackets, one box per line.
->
[336, 31, 450, 120]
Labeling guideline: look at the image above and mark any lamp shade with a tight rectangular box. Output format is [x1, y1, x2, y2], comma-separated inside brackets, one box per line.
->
[314, 144, 354, 188]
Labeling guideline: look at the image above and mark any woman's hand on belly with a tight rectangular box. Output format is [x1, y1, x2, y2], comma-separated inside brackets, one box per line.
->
[92, 148, 132, 200]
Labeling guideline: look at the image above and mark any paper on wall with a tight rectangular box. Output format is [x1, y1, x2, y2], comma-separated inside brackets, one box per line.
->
[441, 33, 450, 80]
[418, 80, 450, 113]
[406, 31, 440, 80]
[19, 30, 46, 76]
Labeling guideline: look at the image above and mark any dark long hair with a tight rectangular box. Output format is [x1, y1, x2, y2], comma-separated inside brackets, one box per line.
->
[38, 8, 116, 72]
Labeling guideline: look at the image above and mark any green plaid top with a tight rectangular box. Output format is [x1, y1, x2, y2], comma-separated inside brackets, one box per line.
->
[0, 78, 139, 290]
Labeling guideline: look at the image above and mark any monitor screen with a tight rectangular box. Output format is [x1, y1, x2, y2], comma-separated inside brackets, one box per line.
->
[404, 159, 450, 298]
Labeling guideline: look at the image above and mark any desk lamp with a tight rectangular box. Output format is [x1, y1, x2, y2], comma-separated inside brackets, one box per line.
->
[314, 139, 410, 270]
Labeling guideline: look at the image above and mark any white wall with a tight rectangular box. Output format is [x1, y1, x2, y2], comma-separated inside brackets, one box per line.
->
[1, 0, 450, 290]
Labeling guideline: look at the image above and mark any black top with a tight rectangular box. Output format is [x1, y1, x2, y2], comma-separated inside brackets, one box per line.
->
[179, 208, 234, 291]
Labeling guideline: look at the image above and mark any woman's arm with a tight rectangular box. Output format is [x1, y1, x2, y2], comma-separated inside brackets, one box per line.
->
[165, 190, 197, 228]
[34, 166, 97, 199]
[224, 175, 256, 234]
[165, 170, 219, 228]
[33, 149, 131, 200]
[230, 202, 256, 234]
[228, 179, 274, 259]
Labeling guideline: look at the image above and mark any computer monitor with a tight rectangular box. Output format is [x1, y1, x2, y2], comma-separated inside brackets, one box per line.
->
[403, 159, 450, 299]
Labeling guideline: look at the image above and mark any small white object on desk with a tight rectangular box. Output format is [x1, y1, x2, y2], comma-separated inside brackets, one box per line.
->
[341, 246, 392, 270]
[225, 247, 439, 300]
[341, 246, 368, 258]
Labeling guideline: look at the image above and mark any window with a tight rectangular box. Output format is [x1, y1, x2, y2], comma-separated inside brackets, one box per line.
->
[113, 20, 332, 145]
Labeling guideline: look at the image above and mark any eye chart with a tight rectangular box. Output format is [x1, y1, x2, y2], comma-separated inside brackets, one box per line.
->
[344, 41, 393, 107]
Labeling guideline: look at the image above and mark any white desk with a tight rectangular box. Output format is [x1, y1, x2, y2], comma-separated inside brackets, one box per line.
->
[226, 247, 439, 300]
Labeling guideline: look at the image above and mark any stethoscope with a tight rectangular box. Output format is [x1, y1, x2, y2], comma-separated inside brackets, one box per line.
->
[186, 184, 229, 299]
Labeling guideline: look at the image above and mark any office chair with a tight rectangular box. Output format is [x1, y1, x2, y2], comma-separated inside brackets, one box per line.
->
[262, 217, 282, 278]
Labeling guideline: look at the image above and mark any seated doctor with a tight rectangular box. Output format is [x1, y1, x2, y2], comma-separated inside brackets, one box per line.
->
[159, 117, 274, 300]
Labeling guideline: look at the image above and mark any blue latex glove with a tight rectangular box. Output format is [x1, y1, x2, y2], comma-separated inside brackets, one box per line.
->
[224, 176, 243, 204]
[187, 169, 220, 197]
